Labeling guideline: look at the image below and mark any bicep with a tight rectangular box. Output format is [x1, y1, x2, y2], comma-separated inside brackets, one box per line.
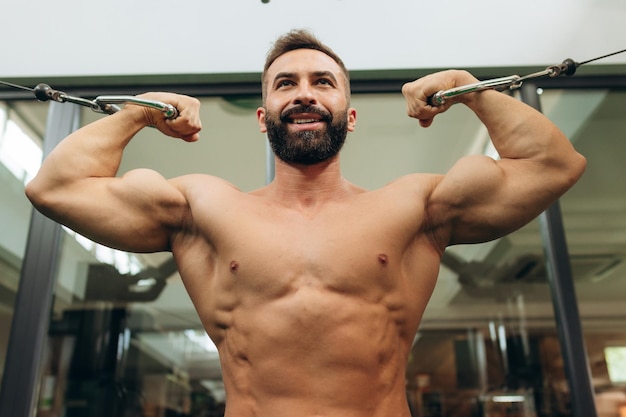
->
[38, 169, 189, 253]
[428, 155, 554, 246]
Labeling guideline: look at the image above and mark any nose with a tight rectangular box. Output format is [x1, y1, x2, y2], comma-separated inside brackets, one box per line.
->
[293, 83, 317, 106]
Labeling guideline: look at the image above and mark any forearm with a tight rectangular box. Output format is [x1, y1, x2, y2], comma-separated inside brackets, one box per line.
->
[462, 88, 570, 163]
[404, 69, 581, 168]
[25, 105, 147, 205]
[44, 106, 144, 179]
[464, 88, 587, 197]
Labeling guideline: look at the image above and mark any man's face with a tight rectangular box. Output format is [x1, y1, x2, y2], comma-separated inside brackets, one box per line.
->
[257, 49, 356, 165]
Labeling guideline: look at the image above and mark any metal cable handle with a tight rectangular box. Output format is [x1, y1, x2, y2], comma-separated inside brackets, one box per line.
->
[1, 82, 179, 119]
[427, 58, 579, 106]
[92, 95, 178, 119]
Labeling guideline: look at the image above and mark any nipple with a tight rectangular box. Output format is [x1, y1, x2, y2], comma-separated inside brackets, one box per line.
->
[377, 254, 388, 265]
[230, 260, 239, 272]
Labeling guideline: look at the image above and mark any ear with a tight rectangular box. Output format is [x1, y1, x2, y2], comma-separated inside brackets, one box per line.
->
[347, 108, 357, 132]
[257, 107, 267, 133]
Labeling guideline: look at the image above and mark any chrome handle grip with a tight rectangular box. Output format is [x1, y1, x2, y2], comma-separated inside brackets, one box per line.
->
[427, 75, 522, 106]
[93, 96, 179, 119]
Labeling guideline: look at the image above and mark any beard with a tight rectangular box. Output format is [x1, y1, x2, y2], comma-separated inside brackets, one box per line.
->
[264, 105, 349, 165]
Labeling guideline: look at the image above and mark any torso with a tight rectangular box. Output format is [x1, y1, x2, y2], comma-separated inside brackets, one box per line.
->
[170, 174, 443, 417]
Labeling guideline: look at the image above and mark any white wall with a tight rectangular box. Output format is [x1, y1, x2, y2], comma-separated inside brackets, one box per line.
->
[1, 0, 625, 78]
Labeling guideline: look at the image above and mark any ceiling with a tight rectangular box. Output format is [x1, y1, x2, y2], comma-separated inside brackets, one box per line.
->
[5, 86, 626, 383]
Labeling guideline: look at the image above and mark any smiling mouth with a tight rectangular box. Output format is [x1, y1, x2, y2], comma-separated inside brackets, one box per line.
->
[281, 105, 331, 125]
[292, 118, 320, 124]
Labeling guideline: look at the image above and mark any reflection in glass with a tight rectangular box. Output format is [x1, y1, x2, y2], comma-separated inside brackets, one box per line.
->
[554, 89, 626, 417]
[407, 225, 568, 417]
[35, 231, 215, 417]
[0, 100, 40, 399]
[605, 347, 626, 384]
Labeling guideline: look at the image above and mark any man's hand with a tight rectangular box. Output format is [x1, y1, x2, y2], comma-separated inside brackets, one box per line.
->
[133, 92, 202, 142]
[401, 70, 479, 128]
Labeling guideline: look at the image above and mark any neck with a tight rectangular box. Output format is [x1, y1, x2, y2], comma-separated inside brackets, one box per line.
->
[264, 156, 356, 209]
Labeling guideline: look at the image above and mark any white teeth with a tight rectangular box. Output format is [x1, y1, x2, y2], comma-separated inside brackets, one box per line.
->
[293, 119, 317, 124]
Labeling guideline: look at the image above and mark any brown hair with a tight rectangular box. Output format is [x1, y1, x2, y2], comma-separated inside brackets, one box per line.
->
[261, 29, 351, 102]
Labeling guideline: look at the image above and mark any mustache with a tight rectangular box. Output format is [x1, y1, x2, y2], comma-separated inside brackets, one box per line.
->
[280, 105, 332, 123]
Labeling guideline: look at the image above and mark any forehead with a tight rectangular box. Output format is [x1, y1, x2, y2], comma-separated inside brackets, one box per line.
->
[266, 49, 344, 81]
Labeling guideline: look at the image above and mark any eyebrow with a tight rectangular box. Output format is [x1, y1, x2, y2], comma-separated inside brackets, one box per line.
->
[272, 70, 339, 85]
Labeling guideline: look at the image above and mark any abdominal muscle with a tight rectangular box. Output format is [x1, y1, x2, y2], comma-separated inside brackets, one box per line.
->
[216, 283, 415, 417]
[178, 243, 437, 417]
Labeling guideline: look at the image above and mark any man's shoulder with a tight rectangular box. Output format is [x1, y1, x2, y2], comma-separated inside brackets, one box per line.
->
[350, 173, 444, 224]
[379, 173, 444, 196]
[170, 173, 242, 194]
[168, 174, 253, 219]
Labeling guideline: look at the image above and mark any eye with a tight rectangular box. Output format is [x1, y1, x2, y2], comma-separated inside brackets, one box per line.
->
[276, 79, 294, 88]
[316, 78, 334, 87]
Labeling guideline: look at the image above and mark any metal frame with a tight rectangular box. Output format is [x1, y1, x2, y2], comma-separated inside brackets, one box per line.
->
[0, 102, 80, 417]
[2, 73, 626, 102]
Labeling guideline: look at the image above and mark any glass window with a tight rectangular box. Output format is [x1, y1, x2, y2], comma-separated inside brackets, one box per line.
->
[409, 226, 571, 417]
[0, 100, 45, 396]
[550, 88, 626, 417]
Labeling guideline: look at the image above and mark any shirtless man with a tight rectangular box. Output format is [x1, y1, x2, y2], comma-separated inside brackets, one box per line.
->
[26, 30, 586, 417]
